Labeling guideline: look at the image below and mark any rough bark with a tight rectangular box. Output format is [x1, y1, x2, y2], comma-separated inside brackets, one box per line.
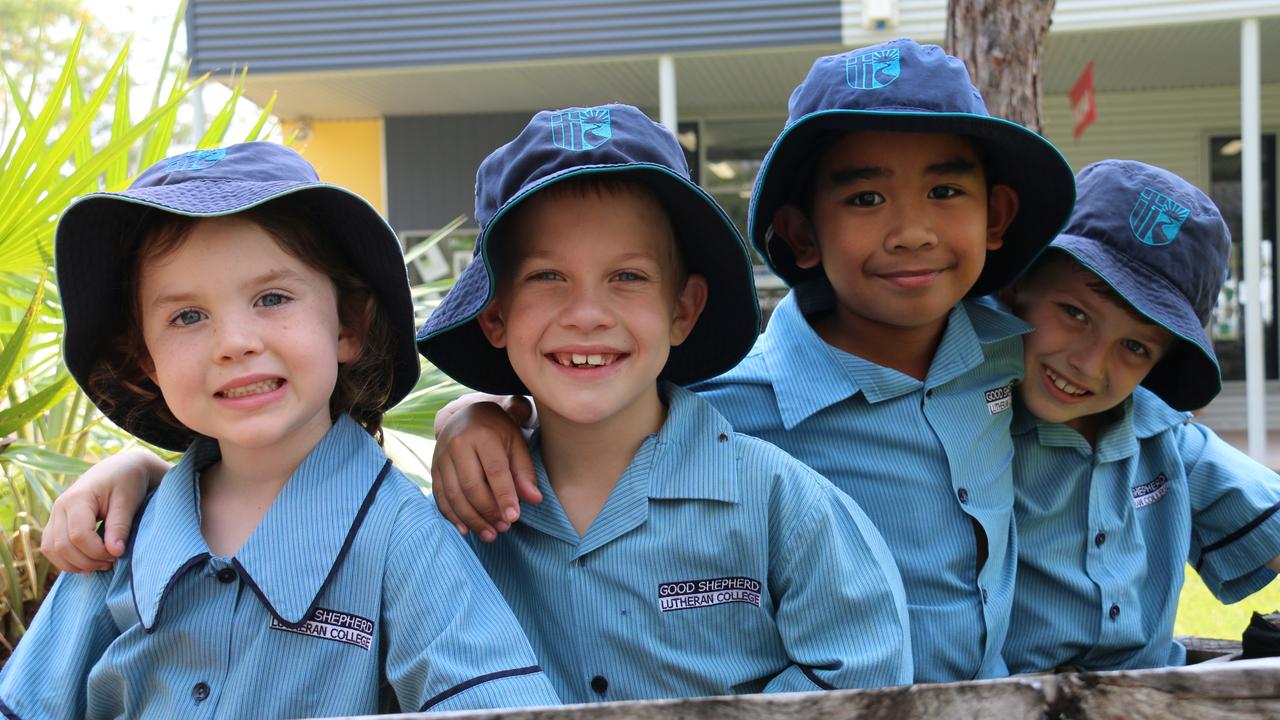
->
[946, 0, 1057, 133]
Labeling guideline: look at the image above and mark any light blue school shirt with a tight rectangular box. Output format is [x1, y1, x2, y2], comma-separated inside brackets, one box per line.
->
[693, 281, 1030, 683]
[0, 415, 558, 719]
[1004, 388, 1280, 673]
[469, 383, 912, 704]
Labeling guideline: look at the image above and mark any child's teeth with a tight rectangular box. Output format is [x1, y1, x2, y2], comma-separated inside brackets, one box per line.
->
[572, 353, 587, 364]
[221, 379, 281, 398]
[587, 354, 602, 365]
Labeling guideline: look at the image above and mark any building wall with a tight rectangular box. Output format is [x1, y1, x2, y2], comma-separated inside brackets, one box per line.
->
[384, 113, 532, 234]
[284, 119, 387, 214]
[187, 0, 843, 76]
[1042, 83, 1280, 189]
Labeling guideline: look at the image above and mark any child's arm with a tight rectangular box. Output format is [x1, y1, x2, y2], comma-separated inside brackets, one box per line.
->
[0, 571, 118, 718]
[382, 508, 560, 711]
[1182, 422, 1280, 602]
[431, 394, 541, 542]
[764, 469, 913, 691]
[42, 448, 169, 572]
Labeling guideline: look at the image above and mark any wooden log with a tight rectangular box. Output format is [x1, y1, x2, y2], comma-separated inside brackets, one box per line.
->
[318, 658, 1280, 720]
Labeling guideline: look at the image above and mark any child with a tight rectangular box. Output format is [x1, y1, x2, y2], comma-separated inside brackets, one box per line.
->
[1001, 159, 1280, 672]
[425, 39, 1076, 683]
[44, 39, 1074, 683]
[1, 143, 559, 718]
[416, 103, 912, 702]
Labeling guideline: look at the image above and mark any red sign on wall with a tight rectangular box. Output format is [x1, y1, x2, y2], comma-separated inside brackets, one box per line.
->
[1069, 62, 1097, 142]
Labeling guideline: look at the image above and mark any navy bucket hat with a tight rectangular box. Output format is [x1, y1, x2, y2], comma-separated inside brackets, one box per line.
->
[751, 38, 1076, 295]
[416, 103, 760, 395]
[1047, 159, 1231, 411]
[56, 142, 420, 451]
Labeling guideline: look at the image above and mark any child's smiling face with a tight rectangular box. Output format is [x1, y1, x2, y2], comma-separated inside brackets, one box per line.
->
[137, 216, 359, 457]
[479, 184, 706, 431]
[774, 130, 1017, 348]
[1011, 254, 1175, 440]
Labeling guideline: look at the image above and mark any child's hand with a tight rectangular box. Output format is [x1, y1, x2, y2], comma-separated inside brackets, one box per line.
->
[432, 394, 540, 542]
[41, 448, 170, 573]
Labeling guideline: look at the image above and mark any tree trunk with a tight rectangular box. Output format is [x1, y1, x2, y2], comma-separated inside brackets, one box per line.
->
[946, 0, 1057, 133]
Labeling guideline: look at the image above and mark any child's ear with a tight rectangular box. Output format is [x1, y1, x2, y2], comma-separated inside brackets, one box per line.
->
[141, 354, 158, 386]
[477, 298, 509, 349]
[669, 274, 709, 347]
[772, 205, 821, 269]
[337, 296, 374, 364]
[985, 184, 1020, 251]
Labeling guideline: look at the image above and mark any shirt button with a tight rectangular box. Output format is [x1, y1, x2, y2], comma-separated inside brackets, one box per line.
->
[1109, 603, 1121, 620]
[216, 568, 237, 584]
[956, 488, 969, 504]
[192, 682, 210, 702]
[981, 587, 989, 604]
[590, 675, 608, 695]
[1094, 531, 1107, 547]
[925, 388, 934, 398]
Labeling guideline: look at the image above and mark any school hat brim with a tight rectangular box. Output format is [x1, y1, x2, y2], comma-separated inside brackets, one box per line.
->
[416, 164, 760, 395]
[57, 181, 419, 451]
[750, 109, 1076, 295]
[1049, 238, 1220, 411]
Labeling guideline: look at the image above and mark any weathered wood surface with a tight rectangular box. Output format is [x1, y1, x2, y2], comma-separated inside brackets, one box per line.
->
[945, 0, 1056, 133]
[321, 657, 1280, 720]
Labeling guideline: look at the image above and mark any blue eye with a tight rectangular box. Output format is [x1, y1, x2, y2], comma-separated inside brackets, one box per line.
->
[258, 292, 289, 308]
[615, 271, 646, 282]
[172, 309, 205, 327]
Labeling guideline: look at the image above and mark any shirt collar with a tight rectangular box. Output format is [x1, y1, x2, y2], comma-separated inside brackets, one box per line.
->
[517, 383, 738, 556]
[130, 415, 391, 629]
[1011, 394, 1143, 462]
[762, 282, 1031, 429]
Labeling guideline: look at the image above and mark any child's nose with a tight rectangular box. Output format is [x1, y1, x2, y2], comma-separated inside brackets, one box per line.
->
[884, 200, 939, 252]
[1067, 341, 1107, 381]
[559, 284, 614, 330]
[213, 317, 265, 361]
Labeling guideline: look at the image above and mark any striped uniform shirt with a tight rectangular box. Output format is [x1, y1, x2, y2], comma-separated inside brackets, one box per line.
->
[694, 282, 1030, 683]
[469, 383, 912, 704]
[0, 415, 558, 719]
[1005, 388, 1280, 672]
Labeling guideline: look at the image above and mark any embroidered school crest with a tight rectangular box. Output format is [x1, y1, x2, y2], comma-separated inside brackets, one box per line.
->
[658, 576, 762, 612]
[1132, 473, 1170, 508]
[269, 607, 374, 650]
[164, 148, 227, 173]
[550, 107, 612, 151]
[1129, 187, 1190, 246]
[846, 48, 900, 90]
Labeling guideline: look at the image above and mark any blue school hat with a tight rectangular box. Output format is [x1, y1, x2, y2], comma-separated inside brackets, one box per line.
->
[751, 38, 1075, 295]
[416, 104, 759, 395]
[1048, 159, 1231, 411]
[55, 142, 420, 450]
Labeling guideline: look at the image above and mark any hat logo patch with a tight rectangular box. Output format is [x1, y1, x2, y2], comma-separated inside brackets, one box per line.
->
[551, 107, 612, 151]
[1130, 187, 1190, 246]
[846, 48, 900, 90]
[164, 148, 226, 173]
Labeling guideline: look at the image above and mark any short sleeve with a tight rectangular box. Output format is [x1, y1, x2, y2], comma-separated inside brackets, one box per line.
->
[764, 467, 913, 692]
[1183, 422, 1280, 603]
[0, 571, 117, 719]
[381, 511, 560, 713]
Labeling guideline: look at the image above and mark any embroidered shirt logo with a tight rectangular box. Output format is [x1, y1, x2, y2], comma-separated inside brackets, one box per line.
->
[1133, 473, 1170, 508]
[269, 607, 374, 650]
[1130, 187, 1190, 246]
[550, 107, 612, 151]
[846, 48, 900, 90]
[984, 384, 1013, 415]
[164, 148, 227, 173]
[658, 576, 761, 612]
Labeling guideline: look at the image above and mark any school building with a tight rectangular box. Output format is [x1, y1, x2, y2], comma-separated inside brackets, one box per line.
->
[185, 0, 1280, 457]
